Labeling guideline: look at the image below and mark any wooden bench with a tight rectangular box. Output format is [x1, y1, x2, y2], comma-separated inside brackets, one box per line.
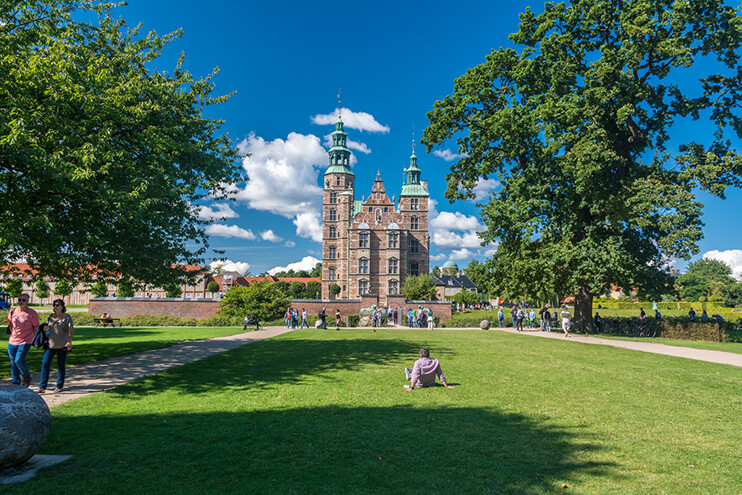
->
[94, 318, 122, 327]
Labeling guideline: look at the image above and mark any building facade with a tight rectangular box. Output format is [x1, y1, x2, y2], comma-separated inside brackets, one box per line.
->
[321, 114, 430, 304]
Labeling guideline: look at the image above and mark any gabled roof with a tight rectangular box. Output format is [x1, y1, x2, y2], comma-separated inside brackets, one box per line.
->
[433, 275, 478, 289]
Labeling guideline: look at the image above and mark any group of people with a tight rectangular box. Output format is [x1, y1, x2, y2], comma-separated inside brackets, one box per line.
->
[6, 294, 74, 393]
[283, 308, 309, 329]
[406, 307, 435, 329]
[497, 304, 571, 336]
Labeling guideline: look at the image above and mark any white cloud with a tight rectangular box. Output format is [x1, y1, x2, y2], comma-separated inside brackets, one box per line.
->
[284, 241, 296, 248]
[195, 203, 239, 221]
[431, 230, 485, 250]
[234, 132, 325, 242]
[472, 178, 501, 201]
[427, 198, 488, 250]
[430, 253, 448, 261]
[433, 149, 468, 162]
[703, 249, 742, 278]
[268, 256, 321, 275]
[430, 211, 486, 232]
[483, 244, 499, 257]
[293, 211, 323, 243]
[205, 224, 257, 240]
[449, 249, 475, 261]
[260, 230, 283, 243]
[209, 259, 251, 275]
[311, 108, 390, 133]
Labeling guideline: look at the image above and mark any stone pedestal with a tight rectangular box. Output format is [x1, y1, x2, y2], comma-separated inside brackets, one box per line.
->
[0, 385, 51, 468]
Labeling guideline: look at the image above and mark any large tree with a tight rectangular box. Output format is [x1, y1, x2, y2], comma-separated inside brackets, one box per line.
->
[0, 1, 240, 286]
[423, 0, 742, 331]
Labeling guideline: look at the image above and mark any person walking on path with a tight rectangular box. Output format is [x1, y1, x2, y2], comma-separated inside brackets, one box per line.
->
[560, 305, 571, 337]
[319, 307, 327, 329]
[427, 309, 434, 330]
[516, 308, 525, 332]
[300, 308, 309, 328]
[335, 308, 341, 331]
[498, 308, 505, 328]
[511, 306, 518, 328]
[7, 293, 39, 387]
[37, 299, 74, 394]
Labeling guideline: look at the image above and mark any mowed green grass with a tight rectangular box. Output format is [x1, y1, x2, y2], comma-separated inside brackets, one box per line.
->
[4, 329, 741, 494]
[1, 326, 246, 378]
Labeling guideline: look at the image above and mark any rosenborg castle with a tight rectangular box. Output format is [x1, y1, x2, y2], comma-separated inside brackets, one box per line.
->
[321, 113, 430, 303]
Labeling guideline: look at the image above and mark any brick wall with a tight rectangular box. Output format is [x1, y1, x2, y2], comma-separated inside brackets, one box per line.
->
[89, 298, 219, 319]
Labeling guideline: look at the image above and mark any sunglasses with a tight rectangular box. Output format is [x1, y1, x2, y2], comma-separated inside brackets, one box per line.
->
[53, 303, 63, 307]
[18, 299, 28, 302]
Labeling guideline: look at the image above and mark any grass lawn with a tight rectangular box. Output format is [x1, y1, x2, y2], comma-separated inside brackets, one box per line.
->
[1, 326, 246, 379]
[593, 334, 742, 354]
[5, 329, 742, 494]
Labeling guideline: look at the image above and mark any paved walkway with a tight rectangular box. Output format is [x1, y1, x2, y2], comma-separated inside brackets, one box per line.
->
[488, 326, 742, 368]
[3, 327, 291, 408]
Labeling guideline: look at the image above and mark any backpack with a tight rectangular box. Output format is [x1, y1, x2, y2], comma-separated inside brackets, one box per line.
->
[32, 323, 48, 349]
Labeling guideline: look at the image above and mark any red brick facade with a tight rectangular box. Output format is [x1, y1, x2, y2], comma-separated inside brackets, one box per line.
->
[89, 298, 219, 319]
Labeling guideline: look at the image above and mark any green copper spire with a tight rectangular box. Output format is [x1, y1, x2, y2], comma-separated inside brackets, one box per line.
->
[400, 149, 428, 197]
[324, 112, 354, 176]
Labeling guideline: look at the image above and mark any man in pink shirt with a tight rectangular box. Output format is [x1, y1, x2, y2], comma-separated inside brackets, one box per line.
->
[7, 293, 39, 387]
[405, 348, 455, 391]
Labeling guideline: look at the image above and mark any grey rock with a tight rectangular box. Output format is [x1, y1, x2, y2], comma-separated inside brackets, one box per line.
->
[480, 319, 491, 330]
[0, 385, 51, 468]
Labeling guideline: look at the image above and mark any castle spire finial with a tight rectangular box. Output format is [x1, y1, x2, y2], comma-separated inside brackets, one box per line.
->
[337, 89, 342, 117]
[412, 127, 416, 154]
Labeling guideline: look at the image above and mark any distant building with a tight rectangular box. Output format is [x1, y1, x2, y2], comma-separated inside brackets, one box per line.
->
[321, 113, 430, 304]
[433, 274, 478, 301]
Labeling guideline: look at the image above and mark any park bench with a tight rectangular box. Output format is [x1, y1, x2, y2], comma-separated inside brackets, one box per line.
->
[243, 318, 262, 331]
[94, 318, 122, 327]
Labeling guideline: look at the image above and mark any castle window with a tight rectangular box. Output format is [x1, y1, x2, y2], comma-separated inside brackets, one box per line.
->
[359, 279, 369, 295]
[359, 258, 368, 274]
[409, 237, 419, 254]
[336, 176, 341, 186]
[329, 192, 337, 204]
[328, 247, 336, 259]
[410, 216, 419, 229]
[359, 232, 369, 248]
[411, 198, 419, 210]
[388, 280, 398, 295]
[329, 227, 337, 239]
[329, 208, 337, 221]
[328, 268, 336, 280]
[388, 233, 398, 248]
[409, 262, 419, 276]
[388, 258, 398, 274]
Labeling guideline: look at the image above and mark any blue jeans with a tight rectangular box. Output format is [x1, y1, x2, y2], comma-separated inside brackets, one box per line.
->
[7, 343, 32, 384]
[39, 348, 68, 390]
[499, 317, 505, 327]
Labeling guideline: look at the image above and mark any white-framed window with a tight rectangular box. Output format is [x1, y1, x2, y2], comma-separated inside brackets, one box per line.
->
[329, 208, 337, 221]
[410, 216, 419, 229]
[411, 198, 419, 210]
[359, 258, 368, 274]
[329, 227, 337, 239]
[388, 280, 398, 295]
[328, 247, 336, 259]
[359, 279, 369, 295]
[388, 258, 398, 274]
[388, 232, 398, 248]
[329, 192, 337, 204]
[359, 232, 369, 248]
[328, 268, 336, 280]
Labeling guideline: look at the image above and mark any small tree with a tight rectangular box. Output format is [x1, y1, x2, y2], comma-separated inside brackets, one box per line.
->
[453, 289, 479, 307]
[431, 266, 441, 276]
[289, 281, 306, 299]
[35, 279, 50, 301]
[304, 280, 322, 299]
[207, 281, 220, 295]
[5, 278, 23, 298]
[274, 281, 290, 295]
[329, 284, 341, 297]
[402, 275, 437, 301]
[54, 279, 74, 299]
[117, 279, 135, 297]
[218, 281, 289, 321]
[90, 280, 109, 298]
[310, 263, 322, 278]
[164, 283, 182, 298]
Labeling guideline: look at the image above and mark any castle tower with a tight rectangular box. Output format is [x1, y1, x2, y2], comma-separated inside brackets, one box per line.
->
[399, 149, 430, 278]
[321, 113, 354, 299]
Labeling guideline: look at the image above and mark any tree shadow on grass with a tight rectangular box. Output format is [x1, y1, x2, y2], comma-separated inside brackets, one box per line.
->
[108, 336, 437, 397]
[5, 405, 614, 495]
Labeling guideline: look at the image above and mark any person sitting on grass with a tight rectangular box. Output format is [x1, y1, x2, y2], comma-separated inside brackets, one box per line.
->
[404, 348, 454, 391]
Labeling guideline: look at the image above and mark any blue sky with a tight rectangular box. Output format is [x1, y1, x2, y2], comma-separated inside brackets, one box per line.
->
[114, 1, 742, 278]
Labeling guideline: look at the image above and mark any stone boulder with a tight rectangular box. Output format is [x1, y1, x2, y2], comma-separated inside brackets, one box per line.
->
[480, 319, 491, 330]
[0, 385, 51, 468]
[359, 315, 372, 327]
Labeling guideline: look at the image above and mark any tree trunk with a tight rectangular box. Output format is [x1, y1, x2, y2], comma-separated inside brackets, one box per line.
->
[573, 284, 593, 333]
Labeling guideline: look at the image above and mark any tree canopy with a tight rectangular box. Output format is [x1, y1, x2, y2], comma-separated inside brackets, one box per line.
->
[218, 281, 289, 322]
[0, 1, 240, 286]
[423, 0, 742, 329]
[676, 258, 736, 301]
[402, 275, 437, 301]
